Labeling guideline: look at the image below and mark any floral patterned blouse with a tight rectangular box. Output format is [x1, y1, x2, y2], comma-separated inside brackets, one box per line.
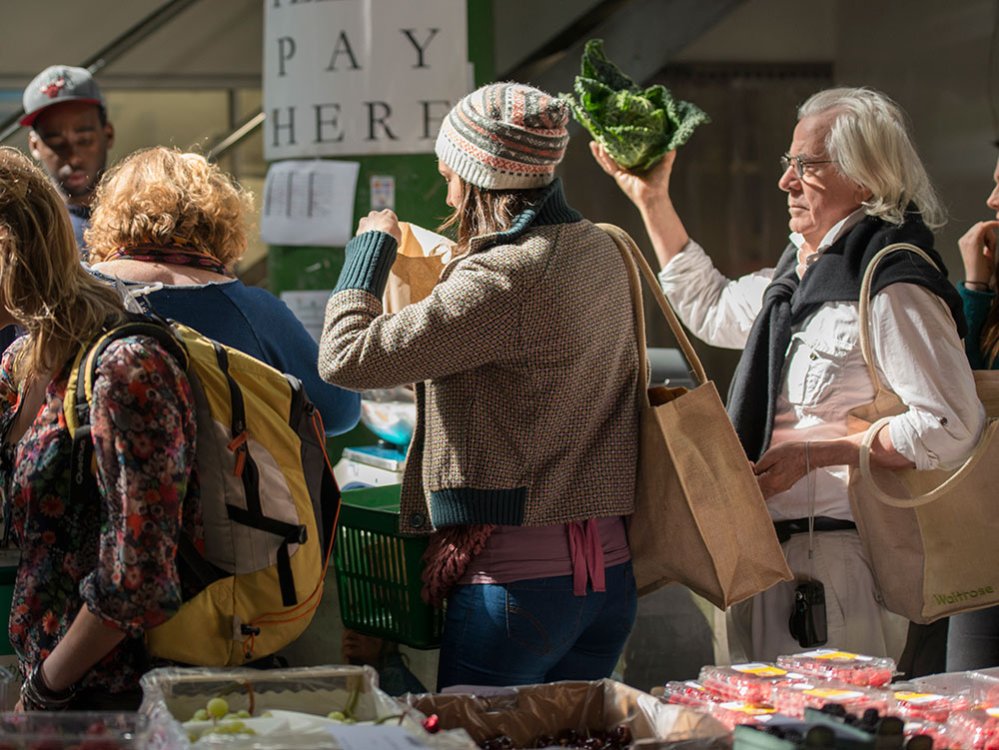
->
[0, 334, 198, 694]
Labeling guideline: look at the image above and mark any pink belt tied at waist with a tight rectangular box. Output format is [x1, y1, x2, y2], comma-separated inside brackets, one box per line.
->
[453, 516, 630, 590]
[568, 518, 606, 596]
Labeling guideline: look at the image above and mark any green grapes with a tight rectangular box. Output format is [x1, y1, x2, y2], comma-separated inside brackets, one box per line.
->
[325, 686, 362, 723]
[184, 699, 258, 743]
[188, 696, 243, 723]
[206, 697, 229, 720]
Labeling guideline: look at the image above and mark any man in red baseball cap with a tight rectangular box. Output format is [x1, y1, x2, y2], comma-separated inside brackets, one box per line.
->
[21, 65, 114, 257]
[0, 66, 116, 354]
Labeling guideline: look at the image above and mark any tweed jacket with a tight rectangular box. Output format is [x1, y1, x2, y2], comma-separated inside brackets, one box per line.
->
[319, 180, 640, 535]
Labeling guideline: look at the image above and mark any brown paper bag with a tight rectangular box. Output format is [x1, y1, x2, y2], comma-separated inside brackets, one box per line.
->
[383, 222, 453, 313]
[848, 242, 999, 623]
[599, 224, 792, 608]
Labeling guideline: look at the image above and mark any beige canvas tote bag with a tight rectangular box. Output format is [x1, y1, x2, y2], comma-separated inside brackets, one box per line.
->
[600, 224, 792, 607]
[848, 242, 999, 623]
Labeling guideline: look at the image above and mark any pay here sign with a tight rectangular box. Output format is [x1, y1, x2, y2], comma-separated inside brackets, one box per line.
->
[264, 0, 470, 160]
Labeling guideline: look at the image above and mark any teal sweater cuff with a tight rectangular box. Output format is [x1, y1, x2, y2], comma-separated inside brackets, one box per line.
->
[333, 231, 398, 296]
[958, 282, 996, 369]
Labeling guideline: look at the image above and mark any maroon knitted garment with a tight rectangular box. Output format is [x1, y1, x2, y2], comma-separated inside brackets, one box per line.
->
[420, 524, 496, 607]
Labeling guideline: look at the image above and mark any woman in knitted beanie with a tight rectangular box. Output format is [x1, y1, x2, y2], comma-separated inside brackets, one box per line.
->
[319, 82, 641, 688]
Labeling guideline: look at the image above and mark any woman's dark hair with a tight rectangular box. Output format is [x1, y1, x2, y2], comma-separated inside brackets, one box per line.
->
[438, 177, 545, 250]
[982, 282, 999, 365]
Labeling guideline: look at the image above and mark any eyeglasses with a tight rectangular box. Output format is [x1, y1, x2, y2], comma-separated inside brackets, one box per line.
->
[780, 153, 834, 179]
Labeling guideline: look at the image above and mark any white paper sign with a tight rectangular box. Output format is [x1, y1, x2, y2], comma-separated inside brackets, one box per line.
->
[280, 289, 332, 342]
[260, 160, 359, 246]
[326, 725, 430, 750]
[264, 0, 469, 160]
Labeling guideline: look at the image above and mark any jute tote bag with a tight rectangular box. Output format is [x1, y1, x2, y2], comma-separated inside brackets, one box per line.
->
[599, 224, 792, 607]
[848, 242, 999, 623]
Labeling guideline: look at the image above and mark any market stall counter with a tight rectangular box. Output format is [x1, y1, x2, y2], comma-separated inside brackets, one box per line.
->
[4, 650, 999, 748]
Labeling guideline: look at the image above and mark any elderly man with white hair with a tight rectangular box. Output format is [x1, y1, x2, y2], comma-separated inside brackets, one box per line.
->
[593, 87, 985, 668]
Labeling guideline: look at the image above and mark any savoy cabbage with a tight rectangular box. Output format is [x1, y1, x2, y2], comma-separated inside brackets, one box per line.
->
[561, 39, 710, 172]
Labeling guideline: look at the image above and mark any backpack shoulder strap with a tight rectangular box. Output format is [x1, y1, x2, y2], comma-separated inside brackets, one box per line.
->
[64, 317, 189, 506]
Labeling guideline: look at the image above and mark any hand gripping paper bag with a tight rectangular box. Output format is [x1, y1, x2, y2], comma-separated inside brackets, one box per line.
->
[382, 222, 454, 313]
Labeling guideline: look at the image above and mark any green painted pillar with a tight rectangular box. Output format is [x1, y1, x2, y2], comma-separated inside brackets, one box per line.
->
[266, 0, 494, 461]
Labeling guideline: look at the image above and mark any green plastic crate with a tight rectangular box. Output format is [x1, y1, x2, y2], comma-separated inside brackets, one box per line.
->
[333, 485, 444, 649]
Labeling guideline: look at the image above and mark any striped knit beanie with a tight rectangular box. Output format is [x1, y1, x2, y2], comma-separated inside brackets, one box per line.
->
[435, 82, 570, 190]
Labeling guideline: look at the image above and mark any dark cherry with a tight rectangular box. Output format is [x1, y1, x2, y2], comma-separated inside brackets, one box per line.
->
[862, 708, 882, 726]
[610, 725, 632, 745]
[821, 702, 847, 718]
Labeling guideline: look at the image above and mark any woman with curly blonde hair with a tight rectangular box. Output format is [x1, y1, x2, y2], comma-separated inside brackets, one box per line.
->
[87, 147, 359, 435]
[0, 146, 197, 710]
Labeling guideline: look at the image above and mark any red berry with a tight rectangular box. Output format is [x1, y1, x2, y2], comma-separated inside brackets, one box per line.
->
[422, 714, 441, 734]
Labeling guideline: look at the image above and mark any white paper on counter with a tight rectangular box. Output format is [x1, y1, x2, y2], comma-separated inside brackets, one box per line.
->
[327, 724, 430, 750]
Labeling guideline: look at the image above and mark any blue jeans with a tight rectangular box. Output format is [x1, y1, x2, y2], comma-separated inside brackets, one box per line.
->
[436, 561, 637, 690]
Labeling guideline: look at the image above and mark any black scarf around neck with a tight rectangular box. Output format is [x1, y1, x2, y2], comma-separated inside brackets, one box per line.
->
[727, 212, 966, 462]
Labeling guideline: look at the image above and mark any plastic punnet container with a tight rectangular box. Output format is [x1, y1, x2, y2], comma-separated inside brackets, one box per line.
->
[771, 679, 894, 719]
[776, 649, 895, 687]
[708, 701, 780, 730]
[139, 664, 469, 750]
[912, 670, 990, 697]
[699, 664, 806, 704]
[947, 706, 999, 750]
[909, 670, 997, 723]
[332, 485, 444, 649]
[971, 674, 999, 707]
[0, 711, 149, 749]
[892, 689, 960, 723]
[663, 681, 718, 709]
[663, 682, 776, 729]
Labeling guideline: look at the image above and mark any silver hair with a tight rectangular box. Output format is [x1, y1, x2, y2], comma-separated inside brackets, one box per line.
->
[798, 87, 945, 228]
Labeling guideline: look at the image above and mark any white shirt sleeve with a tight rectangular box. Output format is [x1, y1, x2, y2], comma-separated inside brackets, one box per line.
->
[657, 240, 775, 349]
[871, 283, 986, 470]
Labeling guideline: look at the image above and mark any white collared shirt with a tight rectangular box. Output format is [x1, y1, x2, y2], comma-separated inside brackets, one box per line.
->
[790, 208, 867, 275]
[658, 217, 985, 521]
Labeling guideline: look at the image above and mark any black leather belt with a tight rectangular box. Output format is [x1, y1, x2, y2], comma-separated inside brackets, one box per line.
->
[773, 517, 857, 544]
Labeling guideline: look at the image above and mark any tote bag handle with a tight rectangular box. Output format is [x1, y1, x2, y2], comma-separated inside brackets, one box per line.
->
[857, 242, 992, 507]
[597, 223, 708, 391]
